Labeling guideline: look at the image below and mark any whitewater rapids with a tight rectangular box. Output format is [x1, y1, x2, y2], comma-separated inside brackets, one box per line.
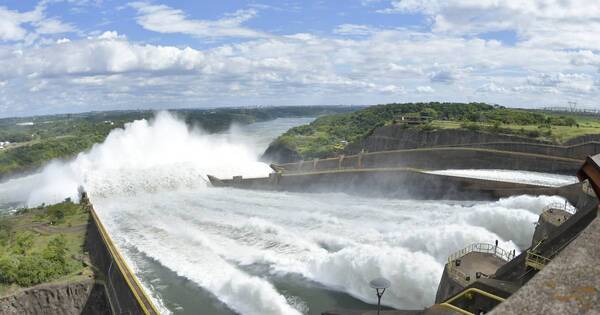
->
[0, 112, 574, 314]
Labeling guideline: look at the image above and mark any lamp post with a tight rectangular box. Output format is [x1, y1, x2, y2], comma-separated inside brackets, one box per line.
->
[369, 277, 391, 315]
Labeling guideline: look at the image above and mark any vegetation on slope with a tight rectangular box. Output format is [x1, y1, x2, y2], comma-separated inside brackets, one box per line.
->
[0, 200, 91, 295]
[0, 106, 360, 179]
[269, 102, 600, 160]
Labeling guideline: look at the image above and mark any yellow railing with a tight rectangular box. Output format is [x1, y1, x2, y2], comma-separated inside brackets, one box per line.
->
[89, 205, 160, 315]
[525, 250, 551, 270]
[438, 287, 506, 315]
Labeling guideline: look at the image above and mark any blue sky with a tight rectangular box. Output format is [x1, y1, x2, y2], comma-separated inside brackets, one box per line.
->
[0, 0, 599, 117]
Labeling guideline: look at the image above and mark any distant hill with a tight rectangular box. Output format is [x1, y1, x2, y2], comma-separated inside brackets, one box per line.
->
[0, 106, 362, 180]
[262, 102, 600, 163]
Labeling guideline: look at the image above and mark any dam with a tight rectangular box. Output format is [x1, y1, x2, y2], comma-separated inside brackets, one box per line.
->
[1, 115, 599, 315]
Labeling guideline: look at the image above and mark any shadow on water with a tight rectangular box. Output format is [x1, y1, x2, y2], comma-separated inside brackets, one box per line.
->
[131, 248, 391, 315]
[239, 263, 393, 315]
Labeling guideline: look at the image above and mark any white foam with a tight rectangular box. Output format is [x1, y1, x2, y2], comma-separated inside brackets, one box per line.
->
[426, 169, 578, 187]
[93, 189, 564, 311]
[0, 111, 273, 207]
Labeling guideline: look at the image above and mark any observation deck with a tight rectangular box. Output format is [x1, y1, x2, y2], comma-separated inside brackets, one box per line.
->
[447, 243, 515, 287]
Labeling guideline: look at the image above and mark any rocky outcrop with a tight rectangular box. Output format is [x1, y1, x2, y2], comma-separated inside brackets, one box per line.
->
[262, 141, 302, 164]
[345, 126, 546, 154]
[0, 279, 110, 315]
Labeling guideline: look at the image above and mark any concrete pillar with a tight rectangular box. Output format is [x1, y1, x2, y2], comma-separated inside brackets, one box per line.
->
[357, 152, 363, 169]
[338, 155, 345, 169]
[233, 176, 242, 186]
[268, 172, 281, 186]
[298, 160, 304, 171]
[313, 158, 319, 170]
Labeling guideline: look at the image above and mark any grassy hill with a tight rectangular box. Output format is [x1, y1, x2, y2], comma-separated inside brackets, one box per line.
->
[266, 103, 600, 161]
[0, 200, 92, 296]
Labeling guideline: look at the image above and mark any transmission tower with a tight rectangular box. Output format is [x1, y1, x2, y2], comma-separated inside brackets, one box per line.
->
[568, 101, 578, 112]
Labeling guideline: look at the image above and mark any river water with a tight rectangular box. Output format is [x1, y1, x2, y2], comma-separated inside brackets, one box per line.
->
[0, 113, 577, 314]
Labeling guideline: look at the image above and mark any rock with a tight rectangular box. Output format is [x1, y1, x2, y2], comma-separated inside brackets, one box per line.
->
[0, 279, 110, 315]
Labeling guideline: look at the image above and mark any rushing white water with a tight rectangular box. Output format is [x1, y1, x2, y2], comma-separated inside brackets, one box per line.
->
[426, 169, 578, 187]
[92, 190, 565, 314]
[0, 112, 574, 314]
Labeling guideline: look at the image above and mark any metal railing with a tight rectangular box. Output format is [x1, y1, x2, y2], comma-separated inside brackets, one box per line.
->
[582, 180, 597, 197]
[447, 243, 515, 286]
[525, 250, 551, 270]
[448, 243, 515, 264]
[542, 202, 577, 215]
[438, 287, 506, 315]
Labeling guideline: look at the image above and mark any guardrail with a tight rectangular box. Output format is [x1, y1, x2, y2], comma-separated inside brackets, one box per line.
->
[448, 243, 515, 265]
[447, 243, 515, 286]
[582, 180, 597, 197]
[525, 250, 551, 270]
[542, 202, 577, 215]
[438, 287, 506, 315]
[88, 204, 160, 315]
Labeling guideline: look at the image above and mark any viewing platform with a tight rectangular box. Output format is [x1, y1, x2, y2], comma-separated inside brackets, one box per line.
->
[447, 243, 515, 287]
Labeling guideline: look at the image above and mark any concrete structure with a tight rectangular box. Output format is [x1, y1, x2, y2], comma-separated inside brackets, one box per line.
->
[83, 192, 160, 315]
[436, 243, 514, 303]
[209, 168, 583, 201]
[531, 203, 574, 247]
[275, 147, 583, 175]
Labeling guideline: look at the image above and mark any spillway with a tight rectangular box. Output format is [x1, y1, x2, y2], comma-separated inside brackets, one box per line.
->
[0, 113, 574, 315]
[425, 169, 578, 188]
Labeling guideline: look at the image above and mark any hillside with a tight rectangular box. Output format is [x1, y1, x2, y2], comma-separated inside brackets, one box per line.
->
[0, 200, 91, 296]
[262, 103, 600, 163]
[0, 106, 361, 180]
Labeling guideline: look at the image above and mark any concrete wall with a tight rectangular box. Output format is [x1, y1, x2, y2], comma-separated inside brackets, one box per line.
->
[348, 127, 546, 154]
[490, 213, 600, 315]
[277, 147, 583, 175]
[85, 199, 159, 315]
[348, 126, 600, 159]
[218, 169, 573, 201]
[438, 142, 600, 160]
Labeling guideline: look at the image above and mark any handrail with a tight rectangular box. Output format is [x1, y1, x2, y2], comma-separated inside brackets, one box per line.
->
[448, 243, 515, 265]
[582, 180, 596, 197]
[438, 287, 506, 315]
[525, 250, 551, 270]
[542, 202, 577, 215]
[89, 204, 160, 315]
[446, 243, 515, 286]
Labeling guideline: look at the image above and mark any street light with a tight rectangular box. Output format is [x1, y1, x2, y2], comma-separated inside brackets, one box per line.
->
[369, 277, 391, 315]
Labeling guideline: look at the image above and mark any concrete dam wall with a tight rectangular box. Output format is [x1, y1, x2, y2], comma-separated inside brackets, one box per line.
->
[347, 126, 600, 160]
[85, 198, 160, 315]
[210, 168, 580, 201]
[276, 147, 583, 175]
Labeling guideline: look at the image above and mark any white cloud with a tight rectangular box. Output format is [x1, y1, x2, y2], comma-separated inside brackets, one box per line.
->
[477, 82, 507, 93]
[378, 0, 600, 50]
[129, 2, 268, 39]
[416, 86, 434, 93]
[0, 4, 75, 42]
[0, 4, 599, 116]
[333, 24, 379, 36]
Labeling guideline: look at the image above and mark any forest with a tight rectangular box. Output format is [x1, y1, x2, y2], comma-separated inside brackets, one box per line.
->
[270, 102, 600, 160]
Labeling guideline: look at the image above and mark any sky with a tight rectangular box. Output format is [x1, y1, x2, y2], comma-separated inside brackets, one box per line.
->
[0, 0, 599, 117]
